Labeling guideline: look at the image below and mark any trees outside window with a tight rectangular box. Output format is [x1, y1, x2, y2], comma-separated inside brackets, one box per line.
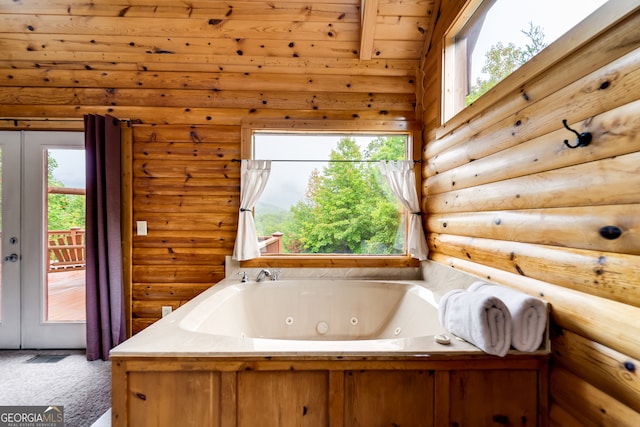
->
[254, 134, 408, 255]
[466, 22, 547, 105]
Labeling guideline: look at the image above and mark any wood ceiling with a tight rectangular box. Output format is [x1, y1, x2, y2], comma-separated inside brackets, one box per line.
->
[0, 0, 437, 126]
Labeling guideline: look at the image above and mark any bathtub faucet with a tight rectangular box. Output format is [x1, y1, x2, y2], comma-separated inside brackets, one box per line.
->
[256, 269, 272, 282]
[256, 269, 279, 282]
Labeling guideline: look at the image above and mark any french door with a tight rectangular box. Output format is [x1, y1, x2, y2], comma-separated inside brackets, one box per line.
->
[0, 131, 86, 348]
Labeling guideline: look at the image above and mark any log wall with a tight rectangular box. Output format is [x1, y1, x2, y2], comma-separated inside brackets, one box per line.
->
[420, 0, 640, 424]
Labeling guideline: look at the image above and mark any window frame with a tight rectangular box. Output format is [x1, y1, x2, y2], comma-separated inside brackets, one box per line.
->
[440, 0, 624, 132]
[239, 119, 422, 268]
[442, 0, 485, 122]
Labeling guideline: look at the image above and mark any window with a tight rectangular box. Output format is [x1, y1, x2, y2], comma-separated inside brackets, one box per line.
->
[443, 0, 608, 121]
[250, 130, 414, 256]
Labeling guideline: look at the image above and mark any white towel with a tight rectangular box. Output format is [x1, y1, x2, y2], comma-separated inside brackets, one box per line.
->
[468, 281, 547, 352]
[438, 289, 512, 357]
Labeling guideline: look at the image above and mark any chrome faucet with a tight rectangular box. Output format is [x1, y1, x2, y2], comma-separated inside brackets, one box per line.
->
[256, 269, 279, 282]
[256, 269, 272, 282]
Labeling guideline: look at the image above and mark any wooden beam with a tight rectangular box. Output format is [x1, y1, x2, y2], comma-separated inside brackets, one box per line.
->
[121, 123, 134, 338]
[425, 152, 640, 214]
[0, 105, 417, 125]
[427, 204, 640, 256]
[359, 0, 379, 60]
[429, 233, 640, 308]
[552, 329, 640, 413]
[48, 187, 86, 195]
[0, 118, 84, 131]
[0, 15, 361, 41]
[0, 69, 416, 93]
[550, 367, 640, 427]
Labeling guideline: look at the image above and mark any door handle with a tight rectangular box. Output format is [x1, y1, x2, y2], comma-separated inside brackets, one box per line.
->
[4, 253, 18, 262]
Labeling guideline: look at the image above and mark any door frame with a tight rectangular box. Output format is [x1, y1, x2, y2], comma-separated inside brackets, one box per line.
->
[0, 132, 23, 348]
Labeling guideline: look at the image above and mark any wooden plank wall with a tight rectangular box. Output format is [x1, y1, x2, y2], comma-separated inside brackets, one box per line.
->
[0, 0, 430, 127]
[420, 1, 640, 425]
[130, 124, 241, 333]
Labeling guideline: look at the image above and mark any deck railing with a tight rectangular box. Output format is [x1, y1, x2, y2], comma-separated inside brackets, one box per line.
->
[48, 227, 86, 272]
[45, 228, 281, 272]
[258, 232, 284, 254]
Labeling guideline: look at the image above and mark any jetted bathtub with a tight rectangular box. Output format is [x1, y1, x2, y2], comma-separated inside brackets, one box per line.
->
[110, 272, 549, 427]
[180, 279, 444, 343]
[112, 278, 470, 355]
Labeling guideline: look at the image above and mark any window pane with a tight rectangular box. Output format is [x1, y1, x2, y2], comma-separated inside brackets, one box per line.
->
[448, 0, 607, 118]
[254, 133, 408, 255]
[46, 149, 86, 322]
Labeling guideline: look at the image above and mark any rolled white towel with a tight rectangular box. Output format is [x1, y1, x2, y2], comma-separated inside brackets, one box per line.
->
[468, 281, 547, 352]
[438, 289, 512, 357]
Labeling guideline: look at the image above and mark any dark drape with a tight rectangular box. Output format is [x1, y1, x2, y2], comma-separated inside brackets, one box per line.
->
[84, 114, 126, 361]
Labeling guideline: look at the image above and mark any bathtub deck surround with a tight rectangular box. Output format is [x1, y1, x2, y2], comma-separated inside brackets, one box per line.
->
[110, 260, 549, 426]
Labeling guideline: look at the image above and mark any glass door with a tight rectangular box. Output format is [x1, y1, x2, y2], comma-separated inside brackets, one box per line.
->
[0, 132, 22, 348]
[0, 131, 86, 349]
[22, 131, 86, 348]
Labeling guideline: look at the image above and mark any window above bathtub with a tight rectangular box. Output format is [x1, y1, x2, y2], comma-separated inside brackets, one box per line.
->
[442, 0, 608, 122]
[240, 120, 421, 267]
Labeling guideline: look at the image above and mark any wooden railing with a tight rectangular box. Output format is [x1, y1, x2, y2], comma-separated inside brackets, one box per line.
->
[46, 228, 278, 272]
[48, 227, 85, 272]
[258, 232, 283, 254]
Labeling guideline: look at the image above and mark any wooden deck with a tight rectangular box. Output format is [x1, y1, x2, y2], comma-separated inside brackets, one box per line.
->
[47, 269, 86, 322]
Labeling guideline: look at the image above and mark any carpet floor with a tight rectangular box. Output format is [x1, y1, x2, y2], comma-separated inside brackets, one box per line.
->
[0, 349, 111, 427]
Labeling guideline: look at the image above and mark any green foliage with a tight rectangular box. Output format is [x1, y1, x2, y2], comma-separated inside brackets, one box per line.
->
[47, 154, 85, 231]
[48, 194, 85, 231]
[521, 21, 548, 62]
[48, 156, 59, 182]
[258, 136, 406, 255]
[467, 22, 547, 105]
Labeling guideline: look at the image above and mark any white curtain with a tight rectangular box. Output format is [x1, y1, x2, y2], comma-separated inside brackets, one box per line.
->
[232, 160, 272, 261]
[379, 160, 429, 260]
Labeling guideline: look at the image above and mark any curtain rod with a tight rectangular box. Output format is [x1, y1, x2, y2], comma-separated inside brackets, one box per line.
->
[231, 159, 422, 163]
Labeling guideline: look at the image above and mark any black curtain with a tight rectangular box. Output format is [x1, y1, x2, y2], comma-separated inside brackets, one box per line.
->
[84, 114, 126, 361]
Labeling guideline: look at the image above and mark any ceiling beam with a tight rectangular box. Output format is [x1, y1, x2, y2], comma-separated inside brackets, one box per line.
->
[359, 0, 379, 60]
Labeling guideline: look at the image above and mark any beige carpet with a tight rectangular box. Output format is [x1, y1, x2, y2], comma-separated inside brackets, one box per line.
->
[0, 349, 111, 427]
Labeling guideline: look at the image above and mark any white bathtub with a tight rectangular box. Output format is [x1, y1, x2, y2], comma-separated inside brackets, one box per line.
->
[111, 276, 485, 356]
[179, 280, 442, 341]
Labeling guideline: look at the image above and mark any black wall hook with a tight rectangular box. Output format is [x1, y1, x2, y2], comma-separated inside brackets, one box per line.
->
[562, 119, 592, 149]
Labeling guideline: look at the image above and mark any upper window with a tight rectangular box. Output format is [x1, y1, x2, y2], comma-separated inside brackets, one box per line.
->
[251, 131, 412, 256]
[443, 0, 608, 121]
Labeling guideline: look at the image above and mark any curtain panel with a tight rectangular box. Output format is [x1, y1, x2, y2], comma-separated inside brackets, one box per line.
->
[379, 160, 429, 260]
[85, 114, 126, 361]
[232, 160, 272, 261]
